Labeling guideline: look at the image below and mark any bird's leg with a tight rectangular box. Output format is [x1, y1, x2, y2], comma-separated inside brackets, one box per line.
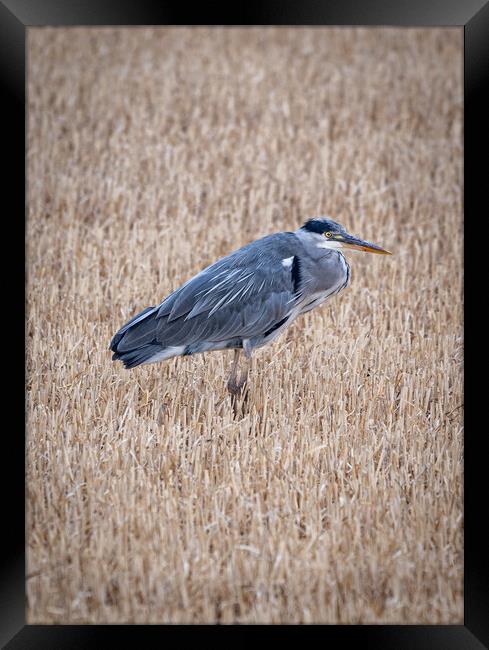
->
[227, 349, 247, 395]
[227, 348, 251, 417]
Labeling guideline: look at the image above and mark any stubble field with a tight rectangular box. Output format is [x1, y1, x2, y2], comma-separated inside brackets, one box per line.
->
[27, 27, 463, 623]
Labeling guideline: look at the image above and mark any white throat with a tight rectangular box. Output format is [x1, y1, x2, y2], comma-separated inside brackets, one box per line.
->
[316, 239, 344, 251]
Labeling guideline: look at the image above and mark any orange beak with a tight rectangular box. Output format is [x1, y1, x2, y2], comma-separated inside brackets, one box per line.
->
[340, 235, 392, 255]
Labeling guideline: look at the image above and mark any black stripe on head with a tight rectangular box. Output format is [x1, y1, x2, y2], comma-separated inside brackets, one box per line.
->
[301, 218, 344, 234]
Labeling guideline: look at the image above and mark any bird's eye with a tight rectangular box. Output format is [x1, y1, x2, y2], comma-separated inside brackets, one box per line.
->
[325, 232, 332, 238]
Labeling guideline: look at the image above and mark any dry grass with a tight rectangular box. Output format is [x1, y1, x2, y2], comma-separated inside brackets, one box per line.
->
[26, 27, 463, 624]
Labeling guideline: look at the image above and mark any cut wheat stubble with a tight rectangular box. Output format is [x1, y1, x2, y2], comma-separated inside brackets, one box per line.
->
[27, 26, 463, 623]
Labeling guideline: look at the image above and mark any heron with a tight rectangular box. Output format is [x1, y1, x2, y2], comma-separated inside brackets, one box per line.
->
[110, 217, 391, 397]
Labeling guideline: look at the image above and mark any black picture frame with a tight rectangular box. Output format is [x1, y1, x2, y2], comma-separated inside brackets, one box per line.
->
[8, 0, 487, 646]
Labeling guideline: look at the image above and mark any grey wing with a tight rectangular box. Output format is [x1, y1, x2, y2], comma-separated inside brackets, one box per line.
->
[114, 233, 305, 353]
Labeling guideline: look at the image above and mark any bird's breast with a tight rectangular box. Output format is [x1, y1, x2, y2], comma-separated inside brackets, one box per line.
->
[336, 251, 350, 288]
[298, 252, 350, 314]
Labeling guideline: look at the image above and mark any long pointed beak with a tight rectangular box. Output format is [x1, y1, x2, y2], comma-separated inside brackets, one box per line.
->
[340, 234, 392, 255]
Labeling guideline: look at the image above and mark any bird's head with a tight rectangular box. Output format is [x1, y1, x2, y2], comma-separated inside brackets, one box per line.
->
[301, 217, 392, 255]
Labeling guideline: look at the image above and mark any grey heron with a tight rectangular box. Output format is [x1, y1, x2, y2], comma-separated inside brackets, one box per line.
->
[110, 217, 391, 396]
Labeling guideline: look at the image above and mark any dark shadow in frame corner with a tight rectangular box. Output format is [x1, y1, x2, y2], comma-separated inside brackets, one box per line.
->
[4, 0, 487, 646]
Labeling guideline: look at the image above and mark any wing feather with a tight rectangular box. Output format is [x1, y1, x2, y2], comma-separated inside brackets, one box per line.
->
[118, 233, 307, 352]
[158, 235, 305, 345]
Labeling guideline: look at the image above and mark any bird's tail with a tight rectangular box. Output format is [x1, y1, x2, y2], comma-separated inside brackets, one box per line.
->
[111, 343, 167, 369]
[110, 306, 166, 369]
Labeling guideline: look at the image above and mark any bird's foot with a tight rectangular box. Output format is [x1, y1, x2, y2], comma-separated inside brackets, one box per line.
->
[226, 349, 251, 417]
[227, 373, 249, 418]
[226, 373, 247, 395]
